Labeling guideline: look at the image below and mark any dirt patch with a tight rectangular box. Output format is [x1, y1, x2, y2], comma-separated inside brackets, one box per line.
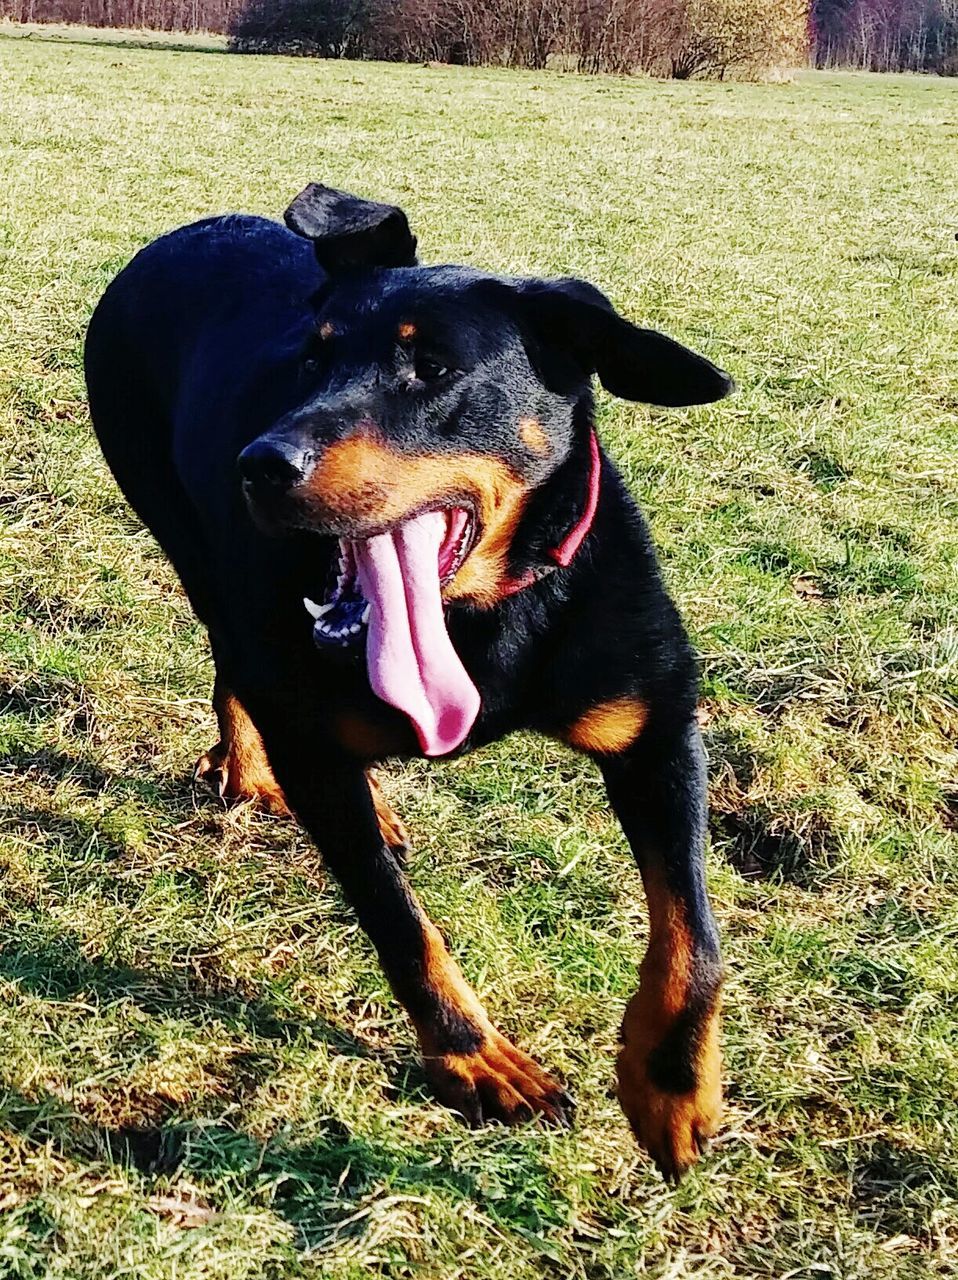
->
[711, 805, 833, 886]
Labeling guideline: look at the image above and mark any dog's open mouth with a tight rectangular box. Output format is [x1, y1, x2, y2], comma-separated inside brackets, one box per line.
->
[304, 507, 480, 756]
[305, 507, 474, 648]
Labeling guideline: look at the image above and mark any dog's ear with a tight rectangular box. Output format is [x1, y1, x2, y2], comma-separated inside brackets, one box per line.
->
[503, 277, 733, 407]
[284, 184, 418, 271]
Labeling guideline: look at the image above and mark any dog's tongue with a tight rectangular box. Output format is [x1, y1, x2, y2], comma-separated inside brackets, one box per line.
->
[353, 511, 481, 757]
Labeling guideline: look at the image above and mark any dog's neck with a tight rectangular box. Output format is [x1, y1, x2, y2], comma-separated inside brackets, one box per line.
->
[500, 418, 602, 598]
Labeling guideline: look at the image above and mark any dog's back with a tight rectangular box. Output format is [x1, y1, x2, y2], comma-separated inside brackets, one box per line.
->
[85, 215, 323, 626]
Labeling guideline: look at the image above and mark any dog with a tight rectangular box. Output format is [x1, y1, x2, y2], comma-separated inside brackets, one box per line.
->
[84, 184, 732, 1181]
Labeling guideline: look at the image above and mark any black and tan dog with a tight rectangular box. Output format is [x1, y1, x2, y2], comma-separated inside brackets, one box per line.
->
[85, 185, 732, 1180]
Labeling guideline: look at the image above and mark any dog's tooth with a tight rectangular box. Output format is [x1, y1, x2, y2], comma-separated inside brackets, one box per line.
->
[304, 596, 334, 620]
[349, 623, 361, 634]
[361, 604, 371, 624]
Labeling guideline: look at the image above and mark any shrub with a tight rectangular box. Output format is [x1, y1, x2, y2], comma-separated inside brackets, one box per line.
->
[665, 0, 810, 78]
[228, 0, 371, 56]
[363, 0, 809, 77]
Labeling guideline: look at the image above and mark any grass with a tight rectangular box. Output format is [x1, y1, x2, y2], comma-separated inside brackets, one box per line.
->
[1, 25, 958, 1279]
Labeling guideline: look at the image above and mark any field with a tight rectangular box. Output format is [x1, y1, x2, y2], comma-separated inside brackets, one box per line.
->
[2, 25, 958, 1280]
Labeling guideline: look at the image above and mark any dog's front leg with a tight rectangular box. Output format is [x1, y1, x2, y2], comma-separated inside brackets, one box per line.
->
[598, 718, 723, 1181]
[255, 722, 571, 1128]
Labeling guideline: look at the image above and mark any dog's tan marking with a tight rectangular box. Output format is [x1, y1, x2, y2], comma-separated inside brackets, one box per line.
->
[519, 416, 550, 456]
[194, 681, 289, 813]
[565, 697, 647, 754]
[367, 770, 411, 856]
[398, 320, 417, 340]
[195, 687, 411, 852]
[334, 710, 413, 760]
[309, 435, 531, 607]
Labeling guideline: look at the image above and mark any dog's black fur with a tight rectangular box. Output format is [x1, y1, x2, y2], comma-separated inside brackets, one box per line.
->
[85, 185, 731, 1180]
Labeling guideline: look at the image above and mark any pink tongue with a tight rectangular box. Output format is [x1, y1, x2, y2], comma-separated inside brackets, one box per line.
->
[352, 511, 481, 757]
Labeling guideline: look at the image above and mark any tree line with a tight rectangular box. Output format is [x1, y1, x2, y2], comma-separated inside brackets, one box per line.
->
[813, 0, 958, 72]
[1, 0, 240, 29]
[2, 0, 956, 75]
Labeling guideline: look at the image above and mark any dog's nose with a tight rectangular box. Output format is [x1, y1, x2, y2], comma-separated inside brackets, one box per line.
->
[237, 438, 311, 490]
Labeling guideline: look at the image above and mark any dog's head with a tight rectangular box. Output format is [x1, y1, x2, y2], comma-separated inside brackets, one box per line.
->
[241, 184, 731, 602]
[239, 185, 732, 755]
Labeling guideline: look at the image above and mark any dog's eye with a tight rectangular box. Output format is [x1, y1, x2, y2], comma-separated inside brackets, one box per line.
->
[415, 355, 449, 383]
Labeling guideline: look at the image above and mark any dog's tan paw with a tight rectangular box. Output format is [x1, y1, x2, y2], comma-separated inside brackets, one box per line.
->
[616, 987, 722, 1182]
[193, 742, 289, 814]
[424, 1030, 572, 1128]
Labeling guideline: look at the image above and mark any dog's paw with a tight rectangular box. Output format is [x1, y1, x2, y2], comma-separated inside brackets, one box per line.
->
[615, 992, 722, 1182]
[616, 1048, 720, 1181]
[424, 1030, 572, 1128]
[193, 742, 289, 815]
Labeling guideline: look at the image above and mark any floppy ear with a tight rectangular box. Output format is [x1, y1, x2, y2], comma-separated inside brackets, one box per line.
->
[284, 184, 418, 271]
[510, 277, 733, 407]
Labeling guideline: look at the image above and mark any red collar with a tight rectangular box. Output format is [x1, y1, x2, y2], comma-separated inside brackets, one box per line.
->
[500, 428, 601, 598]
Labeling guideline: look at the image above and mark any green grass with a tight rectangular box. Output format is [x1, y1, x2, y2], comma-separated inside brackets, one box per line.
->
[2, 27, 958, 1279]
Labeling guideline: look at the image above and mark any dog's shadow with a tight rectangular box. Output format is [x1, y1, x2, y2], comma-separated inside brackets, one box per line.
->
[0, 724, 561, 1250]
[0, 925, 367, 1051]
[0, 928, 565, 1250]
[0, 1073, 506, 1252]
